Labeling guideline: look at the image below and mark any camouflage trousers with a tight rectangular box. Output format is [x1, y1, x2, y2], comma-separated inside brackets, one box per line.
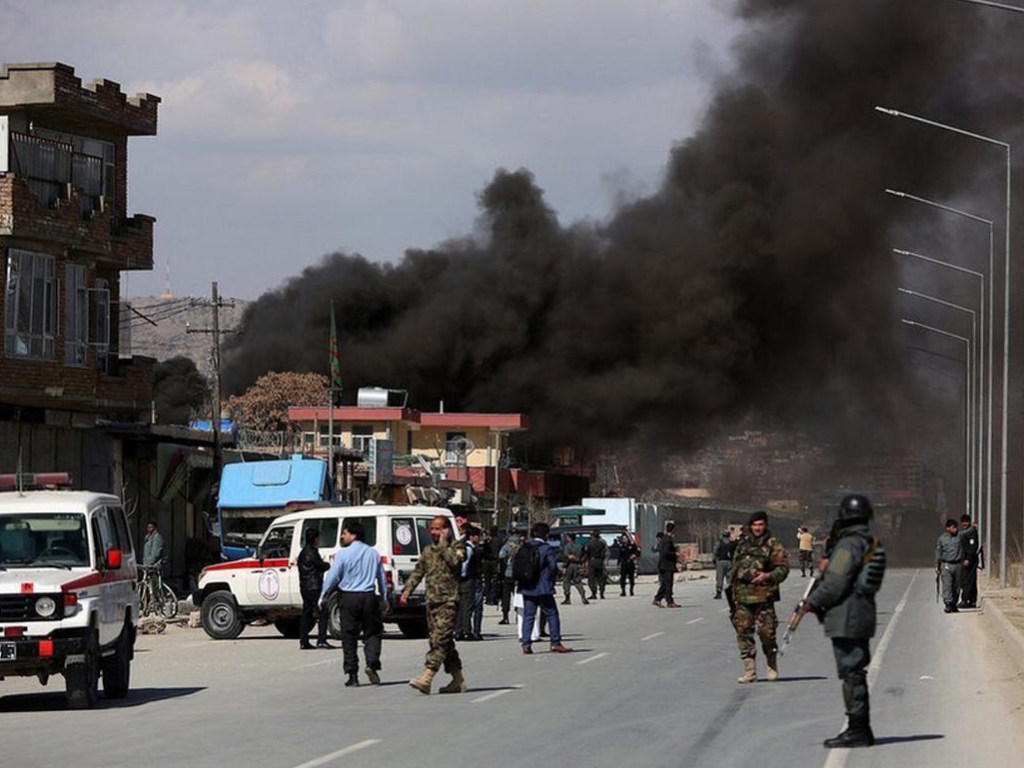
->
[424, 600, 462, 673]
[731, 601, 778, 659]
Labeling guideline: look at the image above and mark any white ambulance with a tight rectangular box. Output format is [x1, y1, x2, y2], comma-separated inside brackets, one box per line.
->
[0, 476, 138, 708]
[195, 504, 458, 640]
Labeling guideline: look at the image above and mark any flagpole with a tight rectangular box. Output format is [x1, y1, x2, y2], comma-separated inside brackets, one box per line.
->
[328, 301, 341, 497]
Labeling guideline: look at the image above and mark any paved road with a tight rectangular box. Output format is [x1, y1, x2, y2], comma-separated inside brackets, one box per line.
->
[1, 569, 1020, 768]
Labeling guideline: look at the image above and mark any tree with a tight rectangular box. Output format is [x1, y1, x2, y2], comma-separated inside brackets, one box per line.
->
[225, 371, 329, 432]
[153, 356, 209, 425]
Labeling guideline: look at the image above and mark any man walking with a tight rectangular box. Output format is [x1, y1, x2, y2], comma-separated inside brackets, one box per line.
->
[936, 518, 964, 613]
[730, 510, 789, 683]
[713, 529, 736, 600]
[559, 534, 589, 605]
[801, 494, 885, 749]
[298, 528, 331, 650]
[618, 533, 640, 597]
[399, 516, 468, 694]
[320, 521, 387, 686]
[797, 526, 814, 577]
[518, 522, 573, 655]
[958, 514, 981, 609]
[652, 524, 680, 608]
[583, 531, 609, 600]
[497, 531, 525, 624]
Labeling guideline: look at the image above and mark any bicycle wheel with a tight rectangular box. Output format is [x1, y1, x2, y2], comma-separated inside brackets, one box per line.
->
[137, 582, 152, 616]
[159, 583, 179, 619]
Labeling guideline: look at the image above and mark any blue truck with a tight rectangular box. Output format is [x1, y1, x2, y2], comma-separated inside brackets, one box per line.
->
[215, 455, 333, 561]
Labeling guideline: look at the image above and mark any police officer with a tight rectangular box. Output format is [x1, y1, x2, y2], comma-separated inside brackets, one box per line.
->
[713, 529, 735, 599]
[936, 519, 964, 613]
[583, 531, 609, 599]
[618, 534, 640, 597]
[801, 494, 885, 749]
[958, 514, 981, 609]
[559, 534, 589, 605]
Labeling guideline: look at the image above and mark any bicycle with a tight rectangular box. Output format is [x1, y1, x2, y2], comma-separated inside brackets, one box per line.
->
[137, 562, 178, 619]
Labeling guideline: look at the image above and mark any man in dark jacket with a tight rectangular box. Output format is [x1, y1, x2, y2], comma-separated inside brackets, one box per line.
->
[456, 527, 483, 641]
[298, 528, 331, 650]
[618, 534, 640, 597]
[519, 522, 573, 655]
[958, 514, 981, 608]
[653, 525, 680, 608]
[559, 534, 589, 605]
[802, 494, 885, 749]
[713, 530, 736, 599]
[583, 531, 609, 599]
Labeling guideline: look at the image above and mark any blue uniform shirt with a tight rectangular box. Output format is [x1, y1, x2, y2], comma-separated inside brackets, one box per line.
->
[320, 540, 387, 601]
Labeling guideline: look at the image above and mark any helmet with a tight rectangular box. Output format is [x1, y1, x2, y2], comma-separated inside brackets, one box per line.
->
[837, 494, 873, 522]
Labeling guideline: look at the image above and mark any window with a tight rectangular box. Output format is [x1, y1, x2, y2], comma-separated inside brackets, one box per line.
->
[65, 263, 88, 366]
[92, 277, 110, 362]
[415, 518, 435, 552]
[445, 431, 468, 466]
[341, 516, 377, 547]
[317, 426, 342, 448]
[352, 425, 373, 454]
[5, 249, 56, 359]
[260, 525, 294, 559]
[32, 128, 115, 216]
[300, 517, 340, 549]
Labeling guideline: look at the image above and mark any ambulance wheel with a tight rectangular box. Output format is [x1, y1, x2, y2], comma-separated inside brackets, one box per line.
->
[101, 624, 132, 699]
[325, 593, 343, 639]
[201, 590, 244, 640]
[274, 618, 301, 639]
[66, 630, 99, 709]
[397, 619, 429, 639]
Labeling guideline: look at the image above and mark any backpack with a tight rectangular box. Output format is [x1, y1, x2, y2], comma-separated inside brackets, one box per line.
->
[855, 535, 886, 596]
[513, 542, 542, 586]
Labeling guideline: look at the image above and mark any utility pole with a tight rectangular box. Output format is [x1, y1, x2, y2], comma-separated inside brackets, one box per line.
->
[187, 282, 236, 482]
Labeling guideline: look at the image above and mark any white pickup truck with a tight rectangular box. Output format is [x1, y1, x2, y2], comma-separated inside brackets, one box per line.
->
[194, 504, 458, 640]
[0, 482, 138, 708]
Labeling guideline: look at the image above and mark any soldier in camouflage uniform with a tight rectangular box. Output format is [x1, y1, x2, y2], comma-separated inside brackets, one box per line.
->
[729, 510, 789, 683]
[559, 535, 590, 605]
[398, 516, 467, 695]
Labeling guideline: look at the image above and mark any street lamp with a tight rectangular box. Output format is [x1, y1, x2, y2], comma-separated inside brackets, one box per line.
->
[899, 288, 978, 519]
[877, 106, 1011, 587]
[902, 319, 973, 518]
[885, 189, 995, 569]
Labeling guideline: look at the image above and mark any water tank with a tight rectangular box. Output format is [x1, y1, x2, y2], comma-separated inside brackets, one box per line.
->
[356, 387, 408, 408]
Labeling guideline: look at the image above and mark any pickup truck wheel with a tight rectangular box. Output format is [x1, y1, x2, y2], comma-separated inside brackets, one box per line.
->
[273, 618, 301, 639]
[101, 625, 132, 699]
[201, 590, 244, 640]
[65, 631, 99, 709]
[397, 619, 429, 639]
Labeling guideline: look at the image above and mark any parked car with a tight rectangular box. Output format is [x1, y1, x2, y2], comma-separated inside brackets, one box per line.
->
[548, 524, 635, 584]
[0, 481, 138, 708]
[194, 503, 459, 640]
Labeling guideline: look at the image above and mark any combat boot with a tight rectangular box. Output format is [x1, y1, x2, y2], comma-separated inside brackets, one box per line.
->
[439, 668, 467, 694]
[766, 651, 779, 681]
[737, 657, 757, 684]
[408, 667, 436, 695]
[823, 724, 874, 748]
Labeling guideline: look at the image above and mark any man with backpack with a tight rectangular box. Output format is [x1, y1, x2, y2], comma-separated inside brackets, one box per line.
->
[515, 522, 573, 655]
[799, 494, 886, 749]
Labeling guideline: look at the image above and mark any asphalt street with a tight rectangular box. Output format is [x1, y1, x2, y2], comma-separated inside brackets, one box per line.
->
[0, 569, 1020, 768]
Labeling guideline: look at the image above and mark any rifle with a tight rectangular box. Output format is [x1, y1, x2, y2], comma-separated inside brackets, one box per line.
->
[778, 573, 818, 657]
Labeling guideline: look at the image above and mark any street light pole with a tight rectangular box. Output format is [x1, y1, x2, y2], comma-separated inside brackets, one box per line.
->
[899, 288, 979, 518]
[877, 106, 1011, 587]
[902, 319, 973, 518]
[885, 190, 995, 565]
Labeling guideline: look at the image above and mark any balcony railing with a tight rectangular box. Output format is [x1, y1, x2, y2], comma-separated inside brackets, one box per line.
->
[8, 132, 106, 218]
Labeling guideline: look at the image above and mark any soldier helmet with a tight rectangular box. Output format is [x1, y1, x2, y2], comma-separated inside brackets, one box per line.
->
[837, 494, 873, 522]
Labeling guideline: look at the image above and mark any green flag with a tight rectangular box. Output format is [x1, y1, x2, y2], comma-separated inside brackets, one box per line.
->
[329, 302, 342, 390]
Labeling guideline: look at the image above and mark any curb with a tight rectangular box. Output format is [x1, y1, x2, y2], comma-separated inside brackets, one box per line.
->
[979, 596, 1024, 675]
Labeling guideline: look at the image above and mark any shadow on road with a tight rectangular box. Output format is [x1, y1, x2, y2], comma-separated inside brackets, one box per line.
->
[0, 686, 205, 712]
[874, 734, 944, 746]
[774, 675, 829, 682]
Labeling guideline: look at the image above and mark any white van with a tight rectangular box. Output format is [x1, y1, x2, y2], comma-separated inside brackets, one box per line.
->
[0, 484, 138, 708]
[195, 504, 458, 640]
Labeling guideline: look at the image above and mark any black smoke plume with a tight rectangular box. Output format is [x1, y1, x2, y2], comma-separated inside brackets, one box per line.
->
[154, 356, 210, 425]
[223, 1, 1023, 466]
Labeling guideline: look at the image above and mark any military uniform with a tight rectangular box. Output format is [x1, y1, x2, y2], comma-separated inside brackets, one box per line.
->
[558, 539, 589, 604]
[402, 537, 467, 675]
[729, 526, 789, 677]
[935, 529, 964, 612]
[583, 536, 609, 599]
[958, 524, 981, 608]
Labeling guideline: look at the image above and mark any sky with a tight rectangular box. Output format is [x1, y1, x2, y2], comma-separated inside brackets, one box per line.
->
[1, 0, 738, 300]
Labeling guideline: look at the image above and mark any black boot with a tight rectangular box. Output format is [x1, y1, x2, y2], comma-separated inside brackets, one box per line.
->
[345, 673, 359, 688]
[823, 726, 874, 748]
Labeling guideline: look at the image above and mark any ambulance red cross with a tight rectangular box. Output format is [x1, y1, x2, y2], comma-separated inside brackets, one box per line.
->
[0, 475, 138, 708]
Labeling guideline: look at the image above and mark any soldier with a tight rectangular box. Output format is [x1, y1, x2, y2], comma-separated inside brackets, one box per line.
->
[800, 494, 885, 749]
[713, 529, 736, 600]
[583, 531, 609, 599]
[398, 516, 468, 695]
[559, 534, 590, 605]
[617, 533, 640, 597]
[957, 514, 981, 609]
[729, 510, 789, 683]
[936, 518, 964, 613]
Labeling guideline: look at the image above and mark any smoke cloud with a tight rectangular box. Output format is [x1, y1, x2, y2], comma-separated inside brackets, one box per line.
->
[222, 1, 1023, 463]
